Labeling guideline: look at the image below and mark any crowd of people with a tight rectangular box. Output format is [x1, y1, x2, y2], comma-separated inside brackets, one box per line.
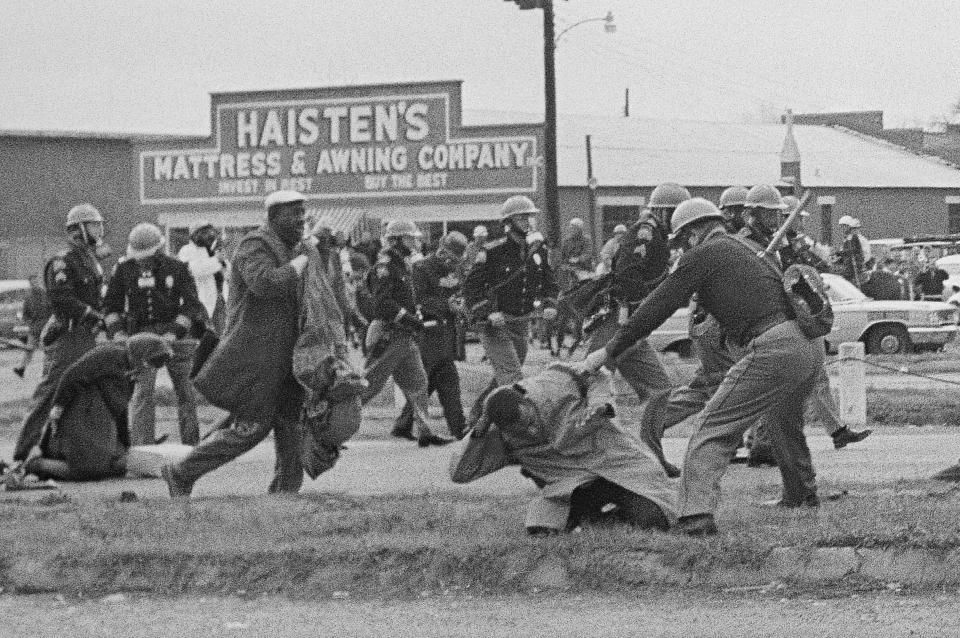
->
[3, 182, 947, 538]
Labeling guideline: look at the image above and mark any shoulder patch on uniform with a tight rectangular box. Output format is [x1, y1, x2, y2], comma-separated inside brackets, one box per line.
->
[484, 237, 507, 250]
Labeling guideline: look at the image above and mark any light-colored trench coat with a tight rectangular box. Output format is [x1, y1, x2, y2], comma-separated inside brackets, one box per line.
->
[449, 363, 678, 529]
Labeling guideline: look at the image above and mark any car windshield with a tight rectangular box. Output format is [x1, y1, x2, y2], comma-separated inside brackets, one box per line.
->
[823, 274, 867, 304]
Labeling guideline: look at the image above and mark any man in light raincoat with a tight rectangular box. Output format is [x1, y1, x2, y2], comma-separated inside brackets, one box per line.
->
[449, 363, 676, 534]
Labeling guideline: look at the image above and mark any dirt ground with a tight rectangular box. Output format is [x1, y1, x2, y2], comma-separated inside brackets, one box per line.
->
[4, 591, 960, 638]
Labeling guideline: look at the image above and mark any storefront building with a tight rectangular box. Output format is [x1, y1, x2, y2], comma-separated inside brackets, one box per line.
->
[135, 80, 544, 254]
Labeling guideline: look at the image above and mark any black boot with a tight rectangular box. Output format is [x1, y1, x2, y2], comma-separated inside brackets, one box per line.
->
[832, 426, 872, 449]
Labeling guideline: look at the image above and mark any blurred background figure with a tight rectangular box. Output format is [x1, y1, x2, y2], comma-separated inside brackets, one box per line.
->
[861, 257, 908, 300]
[463, 225, 489, 273]
[914, 258, 950, 301]
[13, 275, 51, 379]
[177, 220, 227, 335]
[835, 215, 872, 287]
[596, 224, 627, 275]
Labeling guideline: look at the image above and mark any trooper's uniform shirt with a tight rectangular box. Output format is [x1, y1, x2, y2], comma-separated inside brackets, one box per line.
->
[463, 235, 557, 317]
[103, 253, 205, 338]
[610, 215, 671, 307]
[368, 247, 418, 323]
[44, 241, 105, 326]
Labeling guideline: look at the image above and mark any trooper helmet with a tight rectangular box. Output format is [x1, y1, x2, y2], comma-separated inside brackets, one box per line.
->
[383, 219, 423, 239]
[126, 223, 165, 259]
[65, 203, 103, 227]
[472, 225, 489, 240]
[648, 183, 692, 209]
[718, 186, 749, 209]
[613, 224, 628, 234]
[440, 231, 469, 257]
[838, 214, 858, 228]
[500, 195, 539, 219]
[744, 184, 788, 210]
[670, 198, 724, 235]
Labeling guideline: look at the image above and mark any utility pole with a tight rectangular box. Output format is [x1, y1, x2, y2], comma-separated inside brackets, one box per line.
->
[586, 134, 599, 254]
[624, 88, 630, 117]
[542, 0, 560, 248]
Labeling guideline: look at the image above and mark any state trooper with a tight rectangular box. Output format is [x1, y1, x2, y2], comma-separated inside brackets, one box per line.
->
[742, 186, 871, 453]
[718, 185, 749, 233]
[103, 223, 206, 445]
[584, 182, 689, 407]
[11, 204, 109, 466]
[361, 219, 451, 447]
[777, 195, 833, 273]
[392, 231, 470, 440]
[463, 195, 558, 426]
[583, 197, 825, 536]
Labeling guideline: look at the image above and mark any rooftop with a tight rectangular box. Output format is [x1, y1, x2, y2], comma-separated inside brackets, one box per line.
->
[464, 111, 960, 189]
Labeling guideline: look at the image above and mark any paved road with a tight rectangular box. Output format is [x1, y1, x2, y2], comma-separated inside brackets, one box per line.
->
[4, 592, 959, 638]
[1, 428, 957, 503]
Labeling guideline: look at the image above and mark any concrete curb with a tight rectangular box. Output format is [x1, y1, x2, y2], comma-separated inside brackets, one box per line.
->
[4, 545, 960, 597]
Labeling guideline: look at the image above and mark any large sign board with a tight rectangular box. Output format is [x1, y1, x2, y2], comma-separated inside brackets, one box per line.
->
[139, 82, 540, 206]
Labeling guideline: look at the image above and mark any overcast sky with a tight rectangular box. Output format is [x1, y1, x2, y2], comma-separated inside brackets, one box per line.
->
[2, 0, 959, 135]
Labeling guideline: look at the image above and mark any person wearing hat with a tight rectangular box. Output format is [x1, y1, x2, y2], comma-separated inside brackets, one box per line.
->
[361, 219, 451, 447]
[450, 363, 675, 535]
[392, 231, 471, 440]
[162, 190, 316, 497]
[103, 223, 205, 446]
[596, 224, 628, 275]
[582, 196, 825, 536]
[462, 195, 558, 429]
[9, 203, 110, 469]
[177, 220, 228, 335]
[12, 333, 173, 482]
[836, 215, 871, 287]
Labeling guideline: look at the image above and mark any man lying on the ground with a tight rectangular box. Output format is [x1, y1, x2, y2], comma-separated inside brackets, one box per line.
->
[449, 363, 676, 535]
[15, 333, 172, 481]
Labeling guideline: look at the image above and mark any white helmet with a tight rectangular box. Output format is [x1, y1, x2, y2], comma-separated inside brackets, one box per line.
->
[613, 224, 628, 234]
[569, 217, 585, 228]
[383, 219, 423, 239]
[472, 225, 489, 240]
[838, 215, 857, 227]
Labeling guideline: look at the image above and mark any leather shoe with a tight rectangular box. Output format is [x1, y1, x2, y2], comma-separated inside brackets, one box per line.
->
[390, 427, 416, 441]
[762, 493, 820, 508]
[160, 464, 193, 498]
[832, 426, 872, 449]
[932, 462, 960, 482]
[675, 514, 718, 537]
[417, 433, 454, 448]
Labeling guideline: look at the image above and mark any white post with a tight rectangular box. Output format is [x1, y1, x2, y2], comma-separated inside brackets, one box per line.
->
[837, 341, 867, 428]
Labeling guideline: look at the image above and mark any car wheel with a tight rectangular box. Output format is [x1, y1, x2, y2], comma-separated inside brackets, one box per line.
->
[866, 325, 910, 355]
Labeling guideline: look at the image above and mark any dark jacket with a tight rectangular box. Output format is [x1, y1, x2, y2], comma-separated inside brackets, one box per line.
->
[22, 286, 52, 337]
[605, 227, 791, 358]
[610, 215, 671, 305]
[463, 235, 557, 317]
[103, 253, 206, 338]
[412, 253, 461, 363]
[368, 246, 417, 322]
[43, 343, 134, 479]
[44, 239, 104, 326]
[194, 224, 307, 422]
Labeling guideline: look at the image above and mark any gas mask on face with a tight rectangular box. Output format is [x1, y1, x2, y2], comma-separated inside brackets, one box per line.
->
[748, 208, 780, 243]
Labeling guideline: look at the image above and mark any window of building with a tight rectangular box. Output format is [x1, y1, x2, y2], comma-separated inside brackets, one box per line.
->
[949, 203, 960, 234]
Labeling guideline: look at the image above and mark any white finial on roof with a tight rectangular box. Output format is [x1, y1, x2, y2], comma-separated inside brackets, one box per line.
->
[781, 109, 801, 164]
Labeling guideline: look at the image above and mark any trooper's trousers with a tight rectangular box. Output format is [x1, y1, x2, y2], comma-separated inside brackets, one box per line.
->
[678, 321, 823, 517]
[13, 326, 97, 462]
[586, 314, 672, 404]
[129, 337, 200, 446]
[394, 357, 465, 439]
[362, 325, 433, 438]
[468, 320, 529, 427]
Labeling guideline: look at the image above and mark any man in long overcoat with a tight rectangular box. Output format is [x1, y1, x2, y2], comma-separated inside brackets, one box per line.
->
[161, 190, 314, 497]
[450, 363, 676, 534]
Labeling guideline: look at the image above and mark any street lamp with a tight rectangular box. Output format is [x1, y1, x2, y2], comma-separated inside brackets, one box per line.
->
[503, 1, 615, 249]
[555, 11, 616, 44]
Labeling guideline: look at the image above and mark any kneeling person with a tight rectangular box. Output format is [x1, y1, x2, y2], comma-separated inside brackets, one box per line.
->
[450, 363, 676, 534]
[25, 333, 173, 481]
